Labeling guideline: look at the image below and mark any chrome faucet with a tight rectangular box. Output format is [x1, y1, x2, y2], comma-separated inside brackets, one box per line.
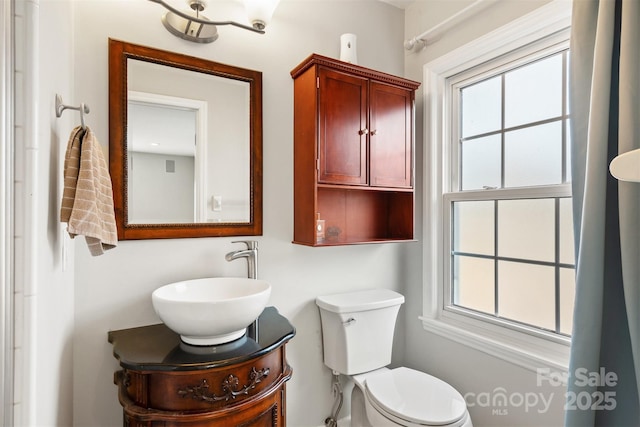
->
[225, 240, 258, 279]
[225, 240, 260, 339]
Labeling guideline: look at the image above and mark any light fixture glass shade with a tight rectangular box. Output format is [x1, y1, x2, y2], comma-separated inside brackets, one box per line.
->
[243, 0, 280, 30]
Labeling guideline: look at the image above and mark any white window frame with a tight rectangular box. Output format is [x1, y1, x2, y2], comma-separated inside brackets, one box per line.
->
[421, 0, 573, 373]
[445, 44, 573, 337]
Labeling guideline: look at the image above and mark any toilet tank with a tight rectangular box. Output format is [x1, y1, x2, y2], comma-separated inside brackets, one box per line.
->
[316, 289, 404, 375]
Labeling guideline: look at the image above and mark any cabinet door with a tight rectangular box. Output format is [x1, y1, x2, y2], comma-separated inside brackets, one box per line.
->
[318, 67, 368, 185]
[369, 81, 413, 188]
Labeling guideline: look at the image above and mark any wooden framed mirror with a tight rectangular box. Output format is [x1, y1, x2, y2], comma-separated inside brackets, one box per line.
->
[109, 39, 262, 239]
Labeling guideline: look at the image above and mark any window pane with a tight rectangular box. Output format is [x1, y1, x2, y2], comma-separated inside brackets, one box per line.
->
[453, 201, 494, 255]
[498, 261, 555, 330]
[559, 267, 575, 335]
[505, 54, 563, 128]
[461, 135, 501, 190]
[498, 199, 555, 262]
[453, 255, 494, 315]
[461, 76, 501, 138]
[559, 198, 575, 265]
[505, 122, 562, 187]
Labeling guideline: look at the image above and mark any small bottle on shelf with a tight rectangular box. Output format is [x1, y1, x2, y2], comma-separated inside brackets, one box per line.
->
[316, 213, 325, 243]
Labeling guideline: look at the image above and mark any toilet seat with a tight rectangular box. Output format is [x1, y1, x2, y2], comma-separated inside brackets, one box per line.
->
[364, 367, 469, 426]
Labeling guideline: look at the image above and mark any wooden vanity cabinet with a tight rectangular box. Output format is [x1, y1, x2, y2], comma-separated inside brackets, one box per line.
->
[291, 54, 420, 246]
[109, 307, 295, 426]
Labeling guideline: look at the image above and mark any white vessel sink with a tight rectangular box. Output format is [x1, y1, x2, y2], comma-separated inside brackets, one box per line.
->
[152, 277, 271, 346]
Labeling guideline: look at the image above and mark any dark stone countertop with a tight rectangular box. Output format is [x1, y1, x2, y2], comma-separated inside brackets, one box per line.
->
[108, 306, 295, 372]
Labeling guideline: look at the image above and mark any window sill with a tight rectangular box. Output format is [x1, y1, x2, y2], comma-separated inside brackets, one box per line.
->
[419, 312, 570, 373]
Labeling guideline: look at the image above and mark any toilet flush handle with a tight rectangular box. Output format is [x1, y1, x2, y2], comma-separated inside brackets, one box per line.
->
[343, 317, 356, 326]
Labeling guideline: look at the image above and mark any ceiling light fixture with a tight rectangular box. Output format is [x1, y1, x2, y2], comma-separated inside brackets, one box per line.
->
[148, 0, 280, 44]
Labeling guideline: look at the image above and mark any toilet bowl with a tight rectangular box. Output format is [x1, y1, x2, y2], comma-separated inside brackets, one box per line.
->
[354, 367, 472, 427]
[316, 289, 472, 427]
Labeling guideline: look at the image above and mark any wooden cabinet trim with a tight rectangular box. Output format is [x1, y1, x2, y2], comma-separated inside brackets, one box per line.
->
[290, 53, 420, 90]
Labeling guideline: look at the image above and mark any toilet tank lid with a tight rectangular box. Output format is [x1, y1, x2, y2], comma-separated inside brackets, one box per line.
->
[316, 289, 405, 313]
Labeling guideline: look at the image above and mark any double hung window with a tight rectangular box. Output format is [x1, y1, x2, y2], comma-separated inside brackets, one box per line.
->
[444, 44, 575, 339]
[422, 1, 574, 370]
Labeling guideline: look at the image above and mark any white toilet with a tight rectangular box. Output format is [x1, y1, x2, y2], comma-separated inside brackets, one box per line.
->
[316, 289, 472, 427]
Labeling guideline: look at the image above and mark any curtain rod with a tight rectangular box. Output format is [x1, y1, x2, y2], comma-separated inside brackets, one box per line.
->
[404, 0, 499, 51]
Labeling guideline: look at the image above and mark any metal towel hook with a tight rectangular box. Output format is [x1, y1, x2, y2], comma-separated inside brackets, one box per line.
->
[55, 94, 90, 130]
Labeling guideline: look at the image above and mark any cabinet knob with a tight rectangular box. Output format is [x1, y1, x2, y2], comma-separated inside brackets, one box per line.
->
[370, 129, 378, 135]
[358, 128, 369, 135]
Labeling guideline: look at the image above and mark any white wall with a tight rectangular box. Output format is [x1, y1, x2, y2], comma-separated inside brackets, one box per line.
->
[71, 1, 406, 426]
[14, 0, 75, 424]
[402, 1, 566, 426]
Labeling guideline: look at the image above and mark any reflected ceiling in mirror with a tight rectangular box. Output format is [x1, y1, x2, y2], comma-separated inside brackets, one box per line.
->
[109, 39, 262, 239]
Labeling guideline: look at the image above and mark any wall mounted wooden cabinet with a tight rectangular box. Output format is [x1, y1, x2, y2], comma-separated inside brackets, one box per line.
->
[291, 54, 420, 246]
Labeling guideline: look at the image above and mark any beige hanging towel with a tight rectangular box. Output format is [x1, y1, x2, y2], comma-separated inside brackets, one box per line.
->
[60, 126, 118, 256]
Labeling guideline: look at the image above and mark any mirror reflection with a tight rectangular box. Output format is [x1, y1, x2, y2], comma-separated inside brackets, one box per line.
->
[127, 95, 200, 224]
[109, 39, 262, 239]
[127, 58, 251, 224]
